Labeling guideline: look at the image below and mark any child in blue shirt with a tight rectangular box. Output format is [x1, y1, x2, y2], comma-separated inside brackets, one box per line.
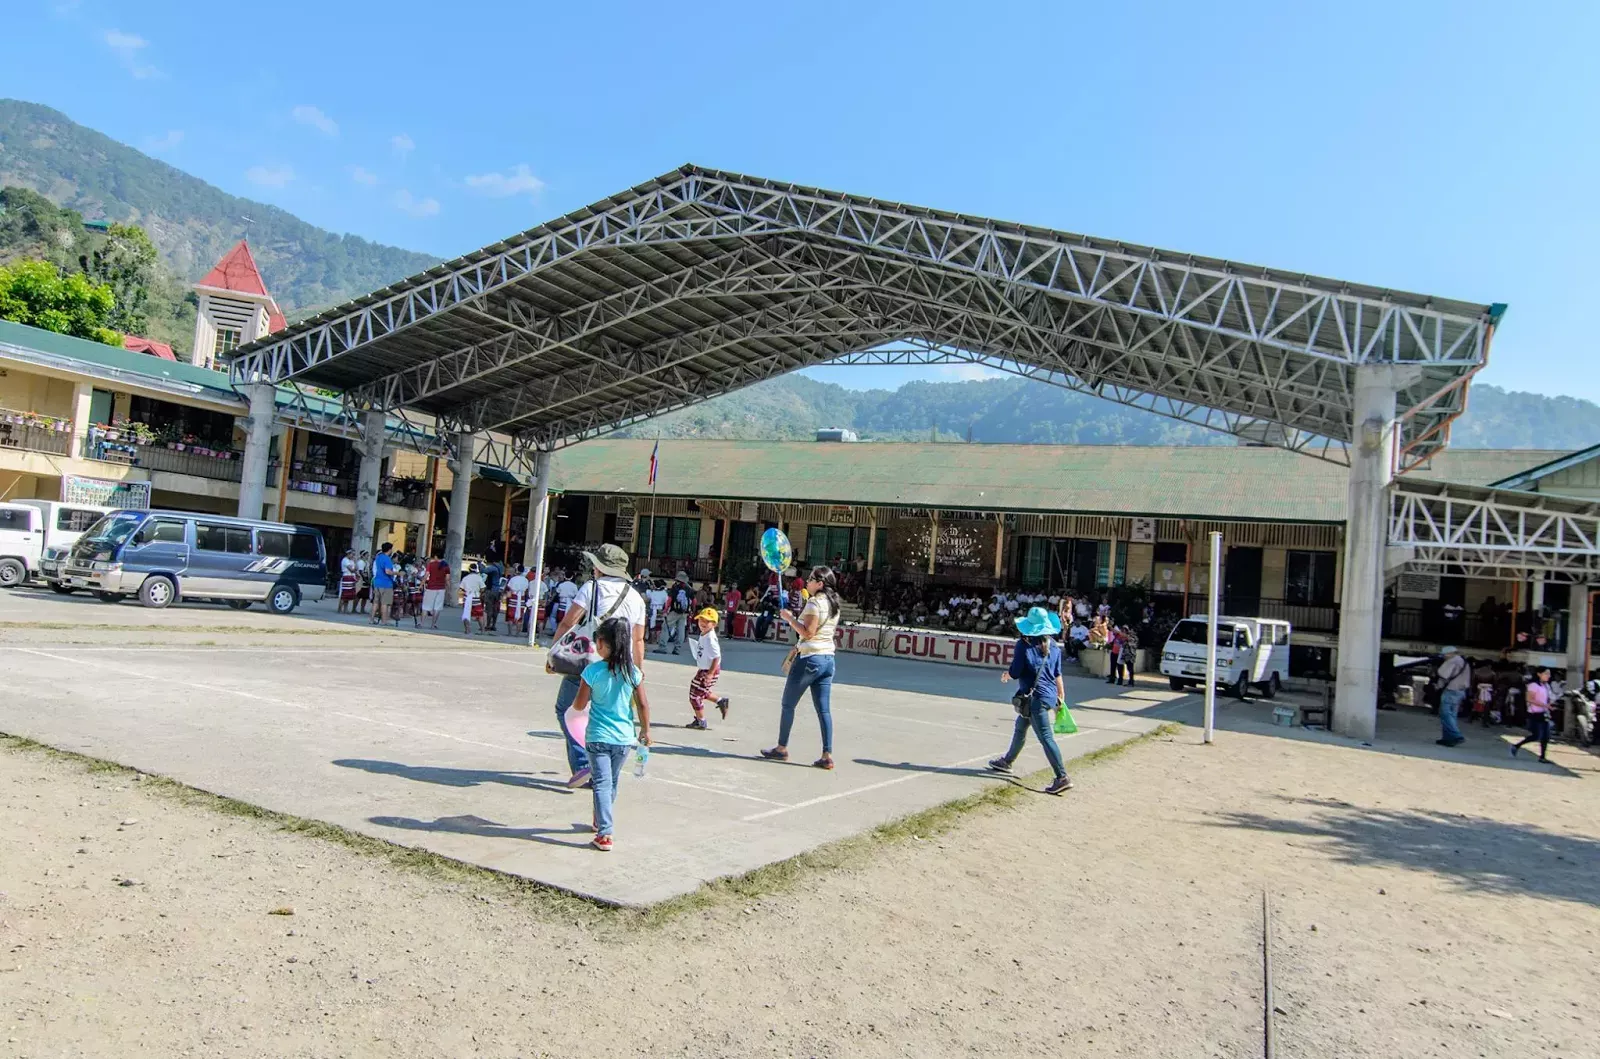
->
[571, 616, 653, 851]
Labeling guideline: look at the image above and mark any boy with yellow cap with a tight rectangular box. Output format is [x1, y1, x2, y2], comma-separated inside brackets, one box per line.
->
[686, 606, 730, 730]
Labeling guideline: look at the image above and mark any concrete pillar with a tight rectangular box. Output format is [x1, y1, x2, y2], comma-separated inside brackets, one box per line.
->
[236, 382, 276, 520]
[349, 409, 386, 559]
[444, 429, 475, 595]
[69, 381, 94, 458]
[1566, 588, 1591, 696]
[1334, 365, 1402, 741]
[522, 449, 553, 570]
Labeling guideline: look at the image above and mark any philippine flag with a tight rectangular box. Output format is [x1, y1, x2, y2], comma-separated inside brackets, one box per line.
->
[648, 440, 659, 486]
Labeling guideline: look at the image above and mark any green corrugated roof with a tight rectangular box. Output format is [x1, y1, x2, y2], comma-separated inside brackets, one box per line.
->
[0, 318, 239, 402]
[549, 439, 1574, 523]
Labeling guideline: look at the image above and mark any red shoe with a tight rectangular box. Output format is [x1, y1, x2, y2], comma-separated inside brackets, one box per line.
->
[591, 834, 613, 852]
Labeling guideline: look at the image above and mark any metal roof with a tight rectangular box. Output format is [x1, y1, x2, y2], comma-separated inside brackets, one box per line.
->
[545, 439, 1569, 524]
[229, 165, 1500, 467]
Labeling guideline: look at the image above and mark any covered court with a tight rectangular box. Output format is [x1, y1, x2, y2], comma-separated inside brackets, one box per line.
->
[220, 165, 1595, 742]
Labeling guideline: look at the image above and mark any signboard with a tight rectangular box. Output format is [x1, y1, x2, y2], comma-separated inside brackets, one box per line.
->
[1396, 571, 1441, 600]
[1130, 517, 1156, 543]
[613, 504, 636, 544]
[761, 620, 1017, 669]
[62, 474, 150, 510]
[828, 506, 855, 525]
[934, 522, 984, 568]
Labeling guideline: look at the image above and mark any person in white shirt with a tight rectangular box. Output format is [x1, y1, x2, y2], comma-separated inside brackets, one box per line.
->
[505, 566, 530, 637]
[548, 545, 648, 788]
[551, 573, 579, 635]
[685, 606, 730, 730]
[458, 565, 486, 635]
[645, 582, 669, 644]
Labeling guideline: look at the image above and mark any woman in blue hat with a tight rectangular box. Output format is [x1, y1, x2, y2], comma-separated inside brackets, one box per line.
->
[989, 605, 1074, 794]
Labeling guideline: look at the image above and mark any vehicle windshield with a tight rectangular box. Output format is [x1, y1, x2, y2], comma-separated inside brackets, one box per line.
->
[1168, 619, 1237, 649]
[77, 512, 145, 550]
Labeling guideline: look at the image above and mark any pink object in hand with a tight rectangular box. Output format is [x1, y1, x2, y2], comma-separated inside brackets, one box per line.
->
[563, 706, 588, 745]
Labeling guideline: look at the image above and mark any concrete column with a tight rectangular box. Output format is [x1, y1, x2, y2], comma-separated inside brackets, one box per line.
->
[444, 429, 475, 595]
[349, 409, 386, 559]
[236, 382, 276, 520]
[522, 449, 553, 570]
[69, 381, 94, 458]
[1334, 365, 1402, 741]
[1566, 590, 1591, 714]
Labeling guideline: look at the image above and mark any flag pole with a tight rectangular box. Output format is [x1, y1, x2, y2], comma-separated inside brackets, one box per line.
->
[644, 436, 660, 563]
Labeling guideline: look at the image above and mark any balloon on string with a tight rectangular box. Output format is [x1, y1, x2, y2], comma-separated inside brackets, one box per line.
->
[759, 527, 793, 574]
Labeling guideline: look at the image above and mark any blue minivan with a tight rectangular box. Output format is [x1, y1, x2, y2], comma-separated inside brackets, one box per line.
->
[62, 509, 327, 614]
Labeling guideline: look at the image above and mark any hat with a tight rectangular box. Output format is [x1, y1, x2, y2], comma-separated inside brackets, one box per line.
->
[638, 568, 651, 579]
[694, 607, 720, 622]
[675, 570, 689, 583]
[582, 543, 632, 579]
[1440, 645, 1458, 656]
[1015, 606, 1063, 637]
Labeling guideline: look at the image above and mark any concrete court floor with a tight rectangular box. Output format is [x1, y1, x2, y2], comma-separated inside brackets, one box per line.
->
[0, 588, 1188, 905]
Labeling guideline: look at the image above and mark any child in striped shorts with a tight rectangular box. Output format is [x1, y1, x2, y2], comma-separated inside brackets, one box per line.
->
[686, 607, 730, 730]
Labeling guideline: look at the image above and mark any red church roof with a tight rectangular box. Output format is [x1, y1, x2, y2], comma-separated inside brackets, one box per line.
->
[122, 335, 176, 361]
[197, 239, 270, 297]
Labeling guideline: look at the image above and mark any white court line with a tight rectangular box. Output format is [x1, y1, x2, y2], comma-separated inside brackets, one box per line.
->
[12, 647, 787, 808]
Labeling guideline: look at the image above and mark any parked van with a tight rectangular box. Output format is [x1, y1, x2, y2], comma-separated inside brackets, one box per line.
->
[0, 502, 46, 588]
[12, 500, 115, 593]
[1159, 615, 1291, 698]
[61, 509, 326, 613]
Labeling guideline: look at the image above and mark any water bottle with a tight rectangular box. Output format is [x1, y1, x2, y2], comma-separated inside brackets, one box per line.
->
[634, 744, 650, 778]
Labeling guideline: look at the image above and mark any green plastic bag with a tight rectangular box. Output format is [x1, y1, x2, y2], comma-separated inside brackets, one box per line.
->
[1054, 705, 1078, 735]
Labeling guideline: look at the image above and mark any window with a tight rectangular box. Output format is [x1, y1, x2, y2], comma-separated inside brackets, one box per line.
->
[214, 328, 241, 357]
[1153, 542, 1188, 563]
[1019, 537, 1049, 586]
[289, 532, 322, 562]
[1234, 627, 1253, 649]
[1168, 619, 1237, 648]
[256, 530, 291, 557]
[135, 519, 187, 545]
[1273, 624, 1290, 646]
[0, 507, 31, 531]
[195, 522, 252, 554]
[57, 508, 104, 533]
[646, 516, 700, 560]
[1285, 550, 1337, 606]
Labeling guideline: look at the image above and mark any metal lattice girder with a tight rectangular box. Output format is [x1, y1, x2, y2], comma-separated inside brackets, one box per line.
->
[229, 165, 1499, 460]
[1389, 478, 1600, 580]
[271, 382, 451, 457]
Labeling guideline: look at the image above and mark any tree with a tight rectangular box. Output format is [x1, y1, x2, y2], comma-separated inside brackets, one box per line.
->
[0, 259, 121, 345]
[83, 222, 158, 336]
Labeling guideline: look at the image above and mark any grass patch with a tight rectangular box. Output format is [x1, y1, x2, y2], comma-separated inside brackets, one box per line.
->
[1, 722, 1180, 930]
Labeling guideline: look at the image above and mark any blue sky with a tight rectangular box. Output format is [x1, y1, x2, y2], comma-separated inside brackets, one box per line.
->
[8, 1, 1599, 401]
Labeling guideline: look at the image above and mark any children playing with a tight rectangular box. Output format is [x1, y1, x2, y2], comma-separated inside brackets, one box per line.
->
[686, 607, 731, 730]
[569, 617, 653, 852]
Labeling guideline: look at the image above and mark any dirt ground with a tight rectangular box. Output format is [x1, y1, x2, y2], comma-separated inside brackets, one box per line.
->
[3, 717, 1598, 1058]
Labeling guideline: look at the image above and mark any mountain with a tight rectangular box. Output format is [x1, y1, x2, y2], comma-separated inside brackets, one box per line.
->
[0, 100, 437, 313]
[618, 375, 1600, 451]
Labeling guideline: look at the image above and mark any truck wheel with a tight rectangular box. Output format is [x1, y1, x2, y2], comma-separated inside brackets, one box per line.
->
[0, 558, 25, 588]
[1231, 672, 1251, 699]
[1169, 677, 1190, 692]
[1261, 673, 1281, 699]
[50, 583, 77, 595]
[139, 576, 177, 609]
[267, 583, 299, 615]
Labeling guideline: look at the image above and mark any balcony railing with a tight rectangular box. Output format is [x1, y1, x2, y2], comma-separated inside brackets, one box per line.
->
[1180, 593, 1340, 632]
[271, 461, 357, 499]
[0, 408, 73, 456]
[379, 476, 431, 509]
[131, 442, 244, 482]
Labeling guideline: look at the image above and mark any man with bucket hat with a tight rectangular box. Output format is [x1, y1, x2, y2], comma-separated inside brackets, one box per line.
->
[1433, 645, 1470, 747]
[547, 544, 647, 787]
[988, 605, 1074, 795]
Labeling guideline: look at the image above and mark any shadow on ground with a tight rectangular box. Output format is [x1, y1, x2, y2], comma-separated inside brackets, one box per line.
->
[334, 758, 570, 792]
[1208, 795, 1600, 909]
[369, 814, 593, 848]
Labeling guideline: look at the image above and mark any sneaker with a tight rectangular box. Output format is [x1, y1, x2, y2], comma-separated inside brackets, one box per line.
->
[1045, 776, 1075, 795]
[1435, 738, 1463, 747]
[716, 697, 730, 719]
[987, 758, 1013, 774]
[566, 767, 591, 789]
[685, 717, 709, 730]
[591, 834, 613, 852]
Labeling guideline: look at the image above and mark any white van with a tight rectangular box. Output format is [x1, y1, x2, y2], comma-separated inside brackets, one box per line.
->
[0, 502, 46, 588]
[13, 500, 115, 593]
[1160, 615, 1292, 698]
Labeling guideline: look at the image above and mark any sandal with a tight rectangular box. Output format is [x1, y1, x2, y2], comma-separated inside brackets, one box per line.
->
[760, 747, 789, 761]
[813, 757, 834, 770]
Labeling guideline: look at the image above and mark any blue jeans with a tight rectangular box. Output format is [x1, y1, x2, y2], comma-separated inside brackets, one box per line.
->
[1439, 688, 1465, 742]
[779, 653, 835, 753]
[555, 675, 587, 773]
[587, 741, 629, 837]
[1003, 701, 1068, 780]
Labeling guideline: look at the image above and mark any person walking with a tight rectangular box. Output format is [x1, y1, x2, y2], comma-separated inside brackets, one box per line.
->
[988, 606, 1074, 795]
[1512, 666, 1556, 763]
[1433, 645, 1470, 747]
[762, 566, 841, 770]
[1114, 624, 1138, 686]
[568, 616, 653, 852]
[657, 572, 692, 654]
[480, 558, 504, 633]
[547, 545, 647, 789]
[370, 542, 397, 625]
[458, 564, 486, 635]
[421, 550, 449, 629]
[504, 563, 529, 636]
[685, 607, 730, 729]
[355, 550, 372, 614]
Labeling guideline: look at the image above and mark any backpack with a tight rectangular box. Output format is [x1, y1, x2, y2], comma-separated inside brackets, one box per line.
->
[670, 587, 689, 614]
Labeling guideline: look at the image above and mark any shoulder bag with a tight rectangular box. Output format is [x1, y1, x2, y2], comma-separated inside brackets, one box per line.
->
[547, 580, 631, 677]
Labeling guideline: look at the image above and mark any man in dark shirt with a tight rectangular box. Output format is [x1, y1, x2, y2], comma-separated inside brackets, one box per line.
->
[481, 559, 504, 632]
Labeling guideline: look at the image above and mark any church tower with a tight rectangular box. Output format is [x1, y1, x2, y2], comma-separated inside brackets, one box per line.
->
[190, 240, 286, 369]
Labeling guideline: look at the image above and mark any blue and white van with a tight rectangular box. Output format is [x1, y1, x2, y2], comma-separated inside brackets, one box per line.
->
[62, 509, 326, 613]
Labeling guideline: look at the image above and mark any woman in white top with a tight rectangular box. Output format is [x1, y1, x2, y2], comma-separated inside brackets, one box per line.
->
[762, 566, 841, 770]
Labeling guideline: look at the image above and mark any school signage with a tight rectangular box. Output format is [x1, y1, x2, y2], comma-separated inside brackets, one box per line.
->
[61, 474, 151, 510]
